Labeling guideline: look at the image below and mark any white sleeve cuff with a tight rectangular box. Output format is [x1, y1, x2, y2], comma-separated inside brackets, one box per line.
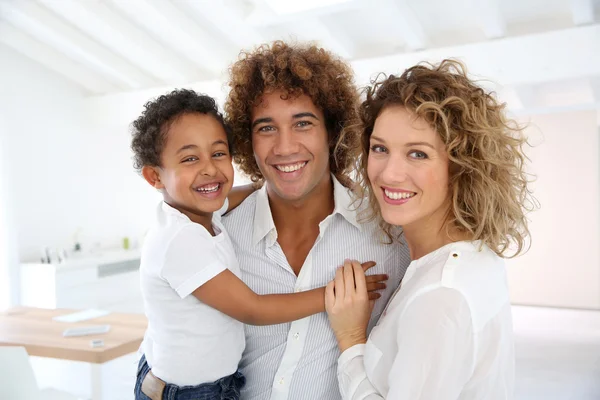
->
[338, 343, 366, 370]
[174, 261, 227, 298]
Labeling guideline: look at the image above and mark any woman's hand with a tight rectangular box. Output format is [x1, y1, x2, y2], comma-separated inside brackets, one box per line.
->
[326, 260, 374, 353]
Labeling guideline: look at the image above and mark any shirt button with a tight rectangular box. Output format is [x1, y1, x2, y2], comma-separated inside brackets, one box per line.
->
[295, 288, 301, 293]
[293, 332, 299, 340]
[279, 377, 285, 385]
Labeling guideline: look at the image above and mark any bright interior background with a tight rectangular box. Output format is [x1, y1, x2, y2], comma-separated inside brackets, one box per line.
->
[1, 1, 599, 399]
[1, 0, 599, 311]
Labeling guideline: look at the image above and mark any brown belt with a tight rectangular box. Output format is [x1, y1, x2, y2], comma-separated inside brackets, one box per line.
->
[141, 370, 166, 400]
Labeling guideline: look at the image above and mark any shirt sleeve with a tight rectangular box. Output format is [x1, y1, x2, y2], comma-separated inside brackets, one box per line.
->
[337, 287, 475, 400]
[219, 197, 229, 216]
[161, 224, 227, 299]
[338, 345, 382, 399]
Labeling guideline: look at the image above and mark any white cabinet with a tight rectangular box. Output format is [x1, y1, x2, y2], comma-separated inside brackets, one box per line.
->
[20, 249, 144, 314]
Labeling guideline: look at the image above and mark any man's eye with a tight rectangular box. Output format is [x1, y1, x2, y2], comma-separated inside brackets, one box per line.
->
[258, 126, 275, 132]
[296, 121, 312, 128]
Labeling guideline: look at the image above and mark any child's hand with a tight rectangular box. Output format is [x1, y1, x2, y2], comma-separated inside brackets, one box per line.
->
[360, 261, 388, 300]
[326, 260, 372, 352]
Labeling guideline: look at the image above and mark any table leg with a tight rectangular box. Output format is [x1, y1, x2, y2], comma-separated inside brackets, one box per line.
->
[90, 363, 103, 400]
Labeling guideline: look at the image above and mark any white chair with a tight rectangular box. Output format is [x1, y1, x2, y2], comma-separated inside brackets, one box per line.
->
[0, 346, 81, 400]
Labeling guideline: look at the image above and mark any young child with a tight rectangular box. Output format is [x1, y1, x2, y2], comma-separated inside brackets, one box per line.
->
[130, 89, 387, 400]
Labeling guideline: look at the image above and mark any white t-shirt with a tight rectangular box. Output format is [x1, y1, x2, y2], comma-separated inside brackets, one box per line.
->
[139, 200, 245, 386]
[337, 240, 515, 400]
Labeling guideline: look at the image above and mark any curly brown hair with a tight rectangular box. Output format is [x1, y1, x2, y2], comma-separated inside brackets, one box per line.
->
[225, 40, 359, 186]
[344, 60, 537, 258]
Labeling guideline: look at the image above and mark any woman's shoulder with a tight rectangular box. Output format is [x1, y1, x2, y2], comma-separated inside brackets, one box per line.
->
[438, 241, 510, 330]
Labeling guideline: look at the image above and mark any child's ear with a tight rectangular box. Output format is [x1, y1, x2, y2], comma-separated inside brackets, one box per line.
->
[142, 166, 165, 189]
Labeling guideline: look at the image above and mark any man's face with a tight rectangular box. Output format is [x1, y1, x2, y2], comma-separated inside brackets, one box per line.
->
[251, 90, 331, 202]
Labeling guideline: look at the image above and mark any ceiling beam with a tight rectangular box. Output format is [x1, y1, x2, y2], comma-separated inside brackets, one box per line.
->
[352, 24, 600, 88]
[570, 0, 595, 25]
[106, 0, 231, 76]
[245, 0, 363, 26]
[375, 0, 427, 51]
[1, 1, 160, 91]
[469, 0, 506, 39]
[179, 0, 265, 50]
[0, 22, 118, 94]
[47, 0, 206, 84]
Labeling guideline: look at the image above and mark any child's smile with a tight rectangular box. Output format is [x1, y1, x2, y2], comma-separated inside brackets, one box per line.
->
[147, 112, 234, 228]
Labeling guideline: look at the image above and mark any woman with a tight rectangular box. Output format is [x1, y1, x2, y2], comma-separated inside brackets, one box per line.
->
[326, 60, 535, 399]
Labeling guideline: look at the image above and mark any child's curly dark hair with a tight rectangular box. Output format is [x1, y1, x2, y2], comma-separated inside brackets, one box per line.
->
[130, 89, 232, 173]
[225, 41, 359, 186]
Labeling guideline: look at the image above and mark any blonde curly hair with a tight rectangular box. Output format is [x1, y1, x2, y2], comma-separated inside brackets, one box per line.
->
[345, 60, 537, 258]
[225, 41, 359, 187]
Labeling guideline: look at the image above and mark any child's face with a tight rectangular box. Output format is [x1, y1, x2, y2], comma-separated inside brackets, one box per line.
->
[152, 113, 234, 224]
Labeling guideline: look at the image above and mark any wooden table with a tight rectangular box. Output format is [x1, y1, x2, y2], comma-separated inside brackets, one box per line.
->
[0, 306, 147, 399]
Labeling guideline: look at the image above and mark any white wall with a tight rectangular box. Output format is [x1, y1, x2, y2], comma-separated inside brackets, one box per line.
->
[506, 110, 600, 310]
[0, 112, 14, 309]
[0, 45, 163, 307]
[84, 81, 252, 188]
[1, 44, 248, 270]
[4, 40, 599, 310]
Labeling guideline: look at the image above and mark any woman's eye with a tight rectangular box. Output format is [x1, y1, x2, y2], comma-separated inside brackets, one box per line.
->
[409, 150, 428, 159]
[213, 151, 227, 158]
[370, 144, 387, 154]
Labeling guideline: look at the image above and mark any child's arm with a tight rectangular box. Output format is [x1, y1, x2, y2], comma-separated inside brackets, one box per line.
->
[192, 262, 387, 326]
[226, 183, 261, 213]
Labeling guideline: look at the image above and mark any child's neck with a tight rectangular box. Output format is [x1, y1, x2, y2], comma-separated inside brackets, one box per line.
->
[165, 201, 215, 236]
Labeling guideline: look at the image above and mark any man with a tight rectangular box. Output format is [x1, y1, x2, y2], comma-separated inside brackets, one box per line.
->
[223, 41, 411, 400]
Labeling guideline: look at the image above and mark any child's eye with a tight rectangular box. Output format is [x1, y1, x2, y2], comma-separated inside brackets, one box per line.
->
[370, 144, 387, 154]
[182, 156, 198, 163]
[408, 150, 428, 160]
[213, 151, 227, 158]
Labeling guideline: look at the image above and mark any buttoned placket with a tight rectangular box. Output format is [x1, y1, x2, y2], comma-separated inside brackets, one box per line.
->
[267, 215, 336, 400]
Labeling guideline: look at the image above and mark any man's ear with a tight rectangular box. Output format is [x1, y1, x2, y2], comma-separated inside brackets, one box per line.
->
[142, 165, 165, 189]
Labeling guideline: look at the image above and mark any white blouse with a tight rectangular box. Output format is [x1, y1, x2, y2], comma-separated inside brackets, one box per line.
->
[337, 241, 515, 400]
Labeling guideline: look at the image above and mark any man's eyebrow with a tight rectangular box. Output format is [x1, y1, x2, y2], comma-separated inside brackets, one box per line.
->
[292, 112, 319, 120]
[251, 117, 272, 129]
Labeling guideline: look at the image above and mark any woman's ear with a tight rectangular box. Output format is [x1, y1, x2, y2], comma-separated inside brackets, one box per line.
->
[142, 165, 164, 189]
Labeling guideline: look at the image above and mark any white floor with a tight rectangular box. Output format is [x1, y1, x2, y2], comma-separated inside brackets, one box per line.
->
[32, 305, 600, 399]
[512, 306, 600, 400]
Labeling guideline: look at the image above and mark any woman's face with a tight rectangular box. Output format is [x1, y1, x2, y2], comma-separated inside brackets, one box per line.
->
[367, 106, 451, 231]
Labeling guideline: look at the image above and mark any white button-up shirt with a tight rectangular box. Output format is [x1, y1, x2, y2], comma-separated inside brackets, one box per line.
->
[337, 241, 515, 400]
[222, 177, 411, 400]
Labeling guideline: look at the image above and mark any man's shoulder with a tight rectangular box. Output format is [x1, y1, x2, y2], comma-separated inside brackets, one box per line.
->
[222, 191, 257, 229]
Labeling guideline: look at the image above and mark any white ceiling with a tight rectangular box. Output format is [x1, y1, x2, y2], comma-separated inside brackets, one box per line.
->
[1, 0, 599, 116]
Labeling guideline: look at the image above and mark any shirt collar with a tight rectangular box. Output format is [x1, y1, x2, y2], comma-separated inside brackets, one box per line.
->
[251, 175, 362, 246]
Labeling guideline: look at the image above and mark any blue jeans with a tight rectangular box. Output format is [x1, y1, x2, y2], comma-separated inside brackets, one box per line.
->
[134, 355, 246, 400]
